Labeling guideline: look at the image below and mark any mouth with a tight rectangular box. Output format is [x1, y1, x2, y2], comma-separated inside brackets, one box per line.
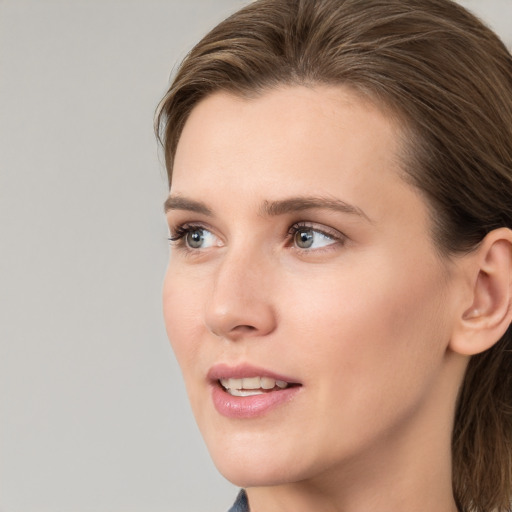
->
[208, 364, 302, 418]
[218, 376, 298, 397]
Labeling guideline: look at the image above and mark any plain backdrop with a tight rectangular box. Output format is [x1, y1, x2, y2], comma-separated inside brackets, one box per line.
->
[0, 1, 511, 511]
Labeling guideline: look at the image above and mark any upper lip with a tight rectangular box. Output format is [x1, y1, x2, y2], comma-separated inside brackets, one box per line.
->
[207, 363, 301, 385]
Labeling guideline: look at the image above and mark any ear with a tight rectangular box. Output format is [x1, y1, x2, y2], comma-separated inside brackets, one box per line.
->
[450, 228, 512, 356]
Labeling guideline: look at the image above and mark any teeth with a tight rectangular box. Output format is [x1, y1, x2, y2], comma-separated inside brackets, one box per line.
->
[242, 377, 260, 389]
[229, 389, 265, 397]
[219, 376, 290, 394]
[223, 378, 242, 390]
[260, 377, 275, 389]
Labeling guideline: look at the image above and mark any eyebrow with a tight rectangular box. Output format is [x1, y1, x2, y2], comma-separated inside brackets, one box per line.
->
[164, 194, 371, 222]
[260, 196, 371, 221]
[164, 195, 212, 215]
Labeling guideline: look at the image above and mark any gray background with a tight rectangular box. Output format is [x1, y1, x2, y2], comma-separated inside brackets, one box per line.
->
[0, 1, 510, 511]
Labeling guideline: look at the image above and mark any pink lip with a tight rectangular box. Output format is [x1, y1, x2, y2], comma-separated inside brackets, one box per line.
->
[208, 363, 302, 419]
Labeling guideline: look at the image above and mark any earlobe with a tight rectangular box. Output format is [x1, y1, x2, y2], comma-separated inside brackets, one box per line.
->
[450, 228, 512, 356]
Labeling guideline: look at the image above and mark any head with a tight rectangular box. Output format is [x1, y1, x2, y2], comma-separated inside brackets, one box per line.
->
[156, 1, 512, 510]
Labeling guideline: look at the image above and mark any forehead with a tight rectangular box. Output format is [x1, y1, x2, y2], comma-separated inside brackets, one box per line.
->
[172, 86, 411, 217]
[173, 86, 400, 188]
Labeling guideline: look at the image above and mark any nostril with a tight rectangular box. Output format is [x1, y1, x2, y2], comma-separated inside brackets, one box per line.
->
[237, 325, 257, 331]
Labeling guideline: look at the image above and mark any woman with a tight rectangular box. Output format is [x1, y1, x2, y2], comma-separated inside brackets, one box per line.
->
[156, 1, 512, 511]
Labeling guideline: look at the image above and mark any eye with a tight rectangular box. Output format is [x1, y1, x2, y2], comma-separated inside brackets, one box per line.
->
[291, 225, 339, 250]
[169, 225, 219, 250]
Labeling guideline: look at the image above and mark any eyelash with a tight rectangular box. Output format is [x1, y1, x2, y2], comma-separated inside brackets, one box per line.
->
[286, 222, 343, 247]
[168, 223, 205, 244]
[168, 222, 345, 251]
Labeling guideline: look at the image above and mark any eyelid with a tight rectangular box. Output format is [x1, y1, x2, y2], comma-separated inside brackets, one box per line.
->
[168, 222, 221, 251]
[286, 222, 348, 254]
[168, 222, 206, 242]
[168, 217, 213, 233]
[288, 222, 346, 242]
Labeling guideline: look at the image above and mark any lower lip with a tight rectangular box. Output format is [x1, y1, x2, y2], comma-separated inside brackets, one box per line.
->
[211, 384, 301, 419]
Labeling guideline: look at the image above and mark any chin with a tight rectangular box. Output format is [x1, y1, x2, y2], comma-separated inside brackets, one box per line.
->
[209, 445, 278, 486]
[216, 459, 301, 489]
[207, 438, 316, 488]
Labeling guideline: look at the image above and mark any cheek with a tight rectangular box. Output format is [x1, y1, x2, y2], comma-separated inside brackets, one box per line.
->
[278, 254, 451, 419]
[162, 266, 205, 375]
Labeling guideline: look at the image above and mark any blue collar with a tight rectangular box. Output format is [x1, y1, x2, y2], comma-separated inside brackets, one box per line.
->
[228, 490, 249, 512]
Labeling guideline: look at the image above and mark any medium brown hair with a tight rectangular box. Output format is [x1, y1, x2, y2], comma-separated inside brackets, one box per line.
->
[155, 1, 512, 510]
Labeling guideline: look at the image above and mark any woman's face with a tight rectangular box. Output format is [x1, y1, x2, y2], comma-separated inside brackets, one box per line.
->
[163, 86, 464, 487]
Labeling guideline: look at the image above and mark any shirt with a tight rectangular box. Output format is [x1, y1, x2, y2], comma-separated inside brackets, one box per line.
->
[228, 490, 249, 512]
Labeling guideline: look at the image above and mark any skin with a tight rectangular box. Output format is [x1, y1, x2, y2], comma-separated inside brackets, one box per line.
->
[163, 85, 471, 512]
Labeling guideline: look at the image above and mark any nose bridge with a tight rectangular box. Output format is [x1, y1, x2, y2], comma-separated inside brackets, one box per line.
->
[204, 239, 276, 339]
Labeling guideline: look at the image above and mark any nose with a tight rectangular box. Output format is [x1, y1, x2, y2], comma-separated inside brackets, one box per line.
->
[204, 246, 277, 341]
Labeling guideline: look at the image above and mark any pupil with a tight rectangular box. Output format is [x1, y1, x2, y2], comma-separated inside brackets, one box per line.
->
[296, 229, 314, 248]
[187, 229, 204, 248]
